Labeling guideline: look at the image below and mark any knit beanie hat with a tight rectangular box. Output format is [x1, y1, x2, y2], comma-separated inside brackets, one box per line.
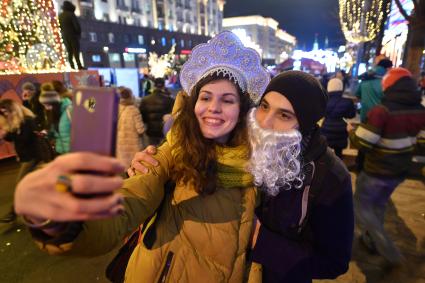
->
[382, 67, 412, 91]
[154, 78, 165, 88]
[327, 78, 343, 92]
[22, 82, 36, 92]
[39, 83, 60, 104]
[377, 58, 393, 69]
[263, 71, 328, 134]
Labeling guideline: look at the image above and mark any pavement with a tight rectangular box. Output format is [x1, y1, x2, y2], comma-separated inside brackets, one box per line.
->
[0, 156, 424, 283]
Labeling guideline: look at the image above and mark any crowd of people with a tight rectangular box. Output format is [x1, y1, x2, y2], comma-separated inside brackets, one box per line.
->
[0, 30, 424, 282]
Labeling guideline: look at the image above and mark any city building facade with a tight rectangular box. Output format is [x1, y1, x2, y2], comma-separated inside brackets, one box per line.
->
[222, 15, 296, 65]
[53, 0, 225, 68]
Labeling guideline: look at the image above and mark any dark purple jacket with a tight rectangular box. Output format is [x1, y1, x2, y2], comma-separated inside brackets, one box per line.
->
[321, 91, 356, 149]
[252, 131, 354, 283]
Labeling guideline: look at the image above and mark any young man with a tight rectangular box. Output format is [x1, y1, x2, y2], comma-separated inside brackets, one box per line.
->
[129, 71, 354, 283]
[349, 67, 425, 265]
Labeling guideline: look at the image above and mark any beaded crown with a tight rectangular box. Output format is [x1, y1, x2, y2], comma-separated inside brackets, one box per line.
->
[180, 31, 270, 103]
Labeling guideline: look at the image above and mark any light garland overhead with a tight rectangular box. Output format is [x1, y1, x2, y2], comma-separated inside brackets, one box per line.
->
[0, 0, 68, 74]
[148, 44, 176, 79]
[339, 0, 391, 43]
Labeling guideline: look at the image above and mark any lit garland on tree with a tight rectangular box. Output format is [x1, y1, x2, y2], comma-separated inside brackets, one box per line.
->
[148, 44, 176, 79]
[0, 0, 68, 74]
[339, 0, 391, 43]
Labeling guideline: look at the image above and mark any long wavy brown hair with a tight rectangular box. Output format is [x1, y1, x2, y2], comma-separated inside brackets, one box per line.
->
[170, 73, 252, 195]
[0, 99, 34, 133]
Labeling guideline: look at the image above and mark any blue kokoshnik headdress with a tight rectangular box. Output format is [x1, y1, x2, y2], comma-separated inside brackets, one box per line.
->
[180, 31, 270, 104]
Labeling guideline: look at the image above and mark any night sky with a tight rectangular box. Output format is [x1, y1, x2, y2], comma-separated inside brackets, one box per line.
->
[223, 0, 346, 50]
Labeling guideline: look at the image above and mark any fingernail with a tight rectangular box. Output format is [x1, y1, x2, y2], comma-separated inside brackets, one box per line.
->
[114, 163, 126, 172]
[142, 168, 148, 174]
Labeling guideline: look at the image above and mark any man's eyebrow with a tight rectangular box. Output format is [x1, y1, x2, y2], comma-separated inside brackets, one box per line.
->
[263, 97, 295, 115]
[279, 109, 296, 116]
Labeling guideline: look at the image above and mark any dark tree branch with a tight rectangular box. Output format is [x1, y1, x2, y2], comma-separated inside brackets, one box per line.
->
[417, 0, 425, 17]
[394, 0, 413, 20]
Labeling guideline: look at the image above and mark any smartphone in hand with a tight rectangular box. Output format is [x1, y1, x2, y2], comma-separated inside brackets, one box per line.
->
[70, 87, 120, 198]
[71, 87, 119, 156]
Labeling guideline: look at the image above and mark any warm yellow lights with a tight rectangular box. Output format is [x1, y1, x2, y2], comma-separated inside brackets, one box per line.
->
[0, 0, 68, 74]
[339, 0, 391, 43]
[223, 16, 279, 31]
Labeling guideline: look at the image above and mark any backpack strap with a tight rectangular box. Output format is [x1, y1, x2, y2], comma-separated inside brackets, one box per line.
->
[297, 148, 334, 234]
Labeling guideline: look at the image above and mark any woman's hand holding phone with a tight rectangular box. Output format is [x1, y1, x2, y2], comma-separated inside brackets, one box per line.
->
[14, 152, 126, 223]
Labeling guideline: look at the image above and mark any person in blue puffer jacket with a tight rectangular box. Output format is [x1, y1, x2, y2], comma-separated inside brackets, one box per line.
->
[321, 78, 356, 159]
[39, 83, 72, 154]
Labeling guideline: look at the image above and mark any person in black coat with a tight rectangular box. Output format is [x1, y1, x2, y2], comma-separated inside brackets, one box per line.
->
[139, 78, 174, 145]
[321, 78, 356, 158]
[59, 1, 84, 70]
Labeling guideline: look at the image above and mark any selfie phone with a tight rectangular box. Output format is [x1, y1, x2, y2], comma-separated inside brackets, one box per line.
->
[71, 87, 119, 156]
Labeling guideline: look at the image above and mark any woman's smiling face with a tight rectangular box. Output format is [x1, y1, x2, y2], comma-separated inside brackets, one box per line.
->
[194, 79, 241, 143]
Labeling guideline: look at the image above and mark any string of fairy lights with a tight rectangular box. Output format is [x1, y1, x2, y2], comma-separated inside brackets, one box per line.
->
[339, 0, 391, 43]
[0, 0, 68, 74]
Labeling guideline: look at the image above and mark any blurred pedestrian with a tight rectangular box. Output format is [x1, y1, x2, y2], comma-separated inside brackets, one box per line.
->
[139, 72, 153, 96]
[419, 71, 425, 97]
[59, 1, 84, 70]
[335, 70, 350, 91]
[52, 80, 73, 100]
[139, 77, 174, 145]
[349, 67, 425, 266]
[21, 82, 36, 109]
[39, 83, 72, 154]
[356, 58, 393, 123]
[321, 78, 356, 158]
[355, 57, 393, 171]
[20, 82, 46, 130]
[0, 99, 41, 223]
[116, 87, 145, 168]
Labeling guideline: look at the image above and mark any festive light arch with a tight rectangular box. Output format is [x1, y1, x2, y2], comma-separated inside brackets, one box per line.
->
[339, 0, 391, 43]
[0, 0, 68, 74]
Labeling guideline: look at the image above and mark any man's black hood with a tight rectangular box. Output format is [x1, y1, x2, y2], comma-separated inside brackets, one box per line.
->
[62, 1, 76, 12]
[301, 126, 328, 163]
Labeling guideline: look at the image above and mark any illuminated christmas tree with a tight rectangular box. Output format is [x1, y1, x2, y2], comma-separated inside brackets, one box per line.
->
[0, 0, 67, 74]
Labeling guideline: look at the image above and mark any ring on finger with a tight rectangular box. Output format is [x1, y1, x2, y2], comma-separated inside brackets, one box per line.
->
[55, 174, 73, 193]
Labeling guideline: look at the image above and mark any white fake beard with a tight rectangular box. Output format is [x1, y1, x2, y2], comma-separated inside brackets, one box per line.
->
[247, 108, 304, 196]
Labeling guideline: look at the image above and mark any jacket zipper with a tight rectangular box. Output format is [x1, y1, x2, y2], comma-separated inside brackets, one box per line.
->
[157, 251, 174, 283]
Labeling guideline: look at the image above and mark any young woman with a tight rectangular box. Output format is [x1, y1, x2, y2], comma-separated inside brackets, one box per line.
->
[0, 99, 40, 181]
[14, 31, 270, 282]
[39, 82, 72, 154]
[116, 87, 145, 168]
[321, 78, 356, 158]
[0, 99, 41, 223]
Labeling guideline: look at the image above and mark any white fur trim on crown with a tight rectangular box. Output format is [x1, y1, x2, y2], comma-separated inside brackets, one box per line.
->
[179, 31, 270, 104]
